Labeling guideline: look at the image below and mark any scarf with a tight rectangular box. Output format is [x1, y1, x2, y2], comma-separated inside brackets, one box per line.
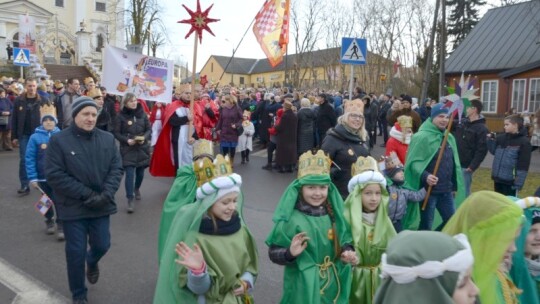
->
[526, 258, 540, 278]
[199, 212, 241, 235]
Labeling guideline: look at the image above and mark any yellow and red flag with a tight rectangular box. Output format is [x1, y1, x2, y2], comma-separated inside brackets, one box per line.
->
[253, 0, 290, 67]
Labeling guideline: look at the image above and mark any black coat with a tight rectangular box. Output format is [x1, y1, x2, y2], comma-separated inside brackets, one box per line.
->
[297, 107, 315, 155]
[11, 94, 49, 139]
[316, 101, 337, 142]
[114, 104, 151, 167]
[452, 116, 489, 171]
[96, 96, 117, 132]
[275, 109, 298, 166]
[364, 102, 378, 132]
[321, 124, 370, 198]
[45, 125, 123, 221]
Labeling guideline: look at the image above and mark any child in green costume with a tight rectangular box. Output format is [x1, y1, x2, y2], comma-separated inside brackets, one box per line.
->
[266, 150, 358, 304]
[510, 196, 540, 304]
[374, 231, 478, 304]
[443, 190, 523, 304]
[344, 156, 396, 304]
[153, 154, 258, 304]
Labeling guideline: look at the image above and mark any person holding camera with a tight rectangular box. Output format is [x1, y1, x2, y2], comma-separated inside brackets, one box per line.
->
[114, 93, 151, 213]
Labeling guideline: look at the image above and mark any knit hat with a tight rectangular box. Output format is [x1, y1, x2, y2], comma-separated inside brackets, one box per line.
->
[430, 103, 449, 119]
[41, 114, 58, 124]
[71, 96, 98, 118]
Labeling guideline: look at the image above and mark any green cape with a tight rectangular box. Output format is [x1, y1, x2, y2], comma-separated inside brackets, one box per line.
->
[157, 165, 197, 262]
[510, 203, 540, 304]
[443, 191, 523, 304]
[265, 174, 353, 304]
[344, 180, 396, 304]
[374, 231, 466, 304]
[153, 189, 259, 304]
[403, 118, 465, 230]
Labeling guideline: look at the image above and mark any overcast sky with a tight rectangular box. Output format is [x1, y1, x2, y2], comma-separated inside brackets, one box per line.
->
[156, 0, 507, 71]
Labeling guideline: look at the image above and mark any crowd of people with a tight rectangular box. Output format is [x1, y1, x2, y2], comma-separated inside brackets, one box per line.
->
[1, 74, 540, 304]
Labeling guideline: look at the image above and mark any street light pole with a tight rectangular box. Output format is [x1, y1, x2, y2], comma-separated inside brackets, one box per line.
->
[225, 38, 234, 86]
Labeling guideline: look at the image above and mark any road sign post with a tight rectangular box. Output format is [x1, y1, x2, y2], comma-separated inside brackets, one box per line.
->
[341, 38, 367, 99]
[13, 48, 31, 79]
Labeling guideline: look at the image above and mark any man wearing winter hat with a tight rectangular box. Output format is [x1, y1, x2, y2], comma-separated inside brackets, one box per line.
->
[45, 96, 123, 304]
[403, 103, 464, 231]
[388, 95, 422, 132]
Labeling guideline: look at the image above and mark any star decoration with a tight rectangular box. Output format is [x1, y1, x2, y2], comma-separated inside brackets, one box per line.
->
[444, 72, 479, 122]
[178, 0, 220, 42]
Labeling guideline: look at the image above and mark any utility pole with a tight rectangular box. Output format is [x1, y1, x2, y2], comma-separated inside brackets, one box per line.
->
[420, 0, 440, 104]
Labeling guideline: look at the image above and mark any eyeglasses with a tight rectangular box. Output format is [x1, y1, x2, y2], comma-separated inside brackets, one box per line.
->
[349, 114, 364, 120]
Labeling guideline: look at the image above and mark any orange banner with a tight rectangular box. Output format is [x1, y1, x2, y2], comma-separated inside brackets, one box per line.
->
[253, 0, 290, 68]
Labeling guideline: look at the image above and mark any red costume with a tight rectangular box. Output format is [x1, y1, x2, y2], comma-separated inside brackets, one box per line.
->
[149, 103, 167, 124]
[193, 97, 219, 141]
[385, 122, 411, 164]
[149, 101, 190, 177]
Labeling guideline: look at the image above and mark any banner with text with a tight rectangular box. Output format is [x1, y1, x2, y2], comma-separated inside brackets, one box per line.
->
[102, 46, 173, 103]
[18, 15, 36, 53]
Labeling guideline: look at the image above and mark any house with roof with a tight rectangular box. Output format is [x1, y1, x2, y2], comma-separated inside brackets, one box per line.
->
[199, 47, 394, 92]
[445, 1, 540, 129]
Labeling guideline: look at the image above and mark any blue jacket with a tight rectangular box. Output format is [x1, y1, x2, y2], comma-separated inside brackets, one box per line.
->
[25, 126, 60, 182]
[488, 129, 531, 189]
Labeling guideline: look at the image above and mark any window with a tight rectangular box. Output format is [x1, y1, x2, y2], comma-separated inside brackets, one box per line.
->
[240, 77, 244, 85]
[511, 79, 526, 113]
[530, 78, 540, 112]
[96, 1, 106, 12]
[211, 63, 213, 73]
[55, 0, 64, 7]
[481, 80, 498, 113]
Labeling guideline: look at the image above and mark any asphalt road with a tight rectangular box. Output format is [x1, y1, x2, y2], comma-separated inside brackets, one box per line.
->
[0, 145, 296, 304]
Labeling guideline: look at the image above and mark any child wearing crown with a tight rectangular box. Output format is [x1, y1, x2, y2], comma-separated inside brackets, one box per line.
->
[154, 154, 259, 304]
[266, 150, 358, 304]
[383, 152, 426, 232]
[344, 156, 396, 304]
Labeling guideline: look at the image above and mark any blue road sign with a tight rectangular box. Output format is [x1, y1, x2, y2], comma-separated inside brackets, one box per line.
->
[13, 48, 30, 67]
[341, 38, 367, 65]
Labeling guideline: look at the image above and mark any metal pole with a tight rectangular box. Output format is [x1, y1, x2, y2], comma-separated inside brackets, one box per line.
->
[420, 0, 440, 103]
[349, 65, 354, 99]
[20, 66, 23, 79]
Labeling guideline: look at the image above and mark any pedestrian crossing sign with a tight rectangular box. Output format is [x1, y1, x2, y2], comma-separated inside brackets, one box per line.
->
[13, 48, 30, 67]
[341, 38, 367, 65]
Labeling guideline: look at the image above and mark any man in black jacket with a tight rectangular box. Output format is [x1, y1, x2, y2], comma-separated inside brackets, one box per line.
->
[316, 93, 337, 144]
[46, 96, 123, 304]
[11, 78, 49, 195]
[452, 99, 488, 197]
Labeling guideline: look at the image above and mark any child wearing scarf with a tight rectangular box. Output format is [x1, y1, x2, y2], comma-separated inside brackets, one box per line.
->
[266, 150, 357, 304]
[374, 231, 478, 304]
[153, 154, 258, 304]
[344, 156, 397, 304]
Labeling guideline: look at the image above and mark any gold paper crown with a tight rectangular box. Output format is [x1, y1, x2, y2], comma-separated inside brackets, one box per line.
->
[87, 88, 102, 98]
[54, 80, 64, 89]
[384, 151, 403, 170]
[193, 139, 214, 161]
[397, 115, 413, 129]
[351, 156, 380, 177]
[297, 150, 331, 179]
[193, 154, 233, 187]
[40, 104, 57, 119]
[344, 99, 364, 114]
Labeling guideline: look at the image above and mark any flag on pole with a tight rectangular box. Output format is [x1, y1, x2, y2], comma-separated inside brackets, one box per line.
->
[393, 57, 401, 78]
[443, 72, 479, 122]
[35, 194, 53, 215]
[253, 0, 290, 67]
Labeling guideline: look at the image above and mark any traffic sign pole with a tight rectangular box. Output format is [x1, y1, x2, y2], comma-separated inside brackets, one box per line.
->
[20, 66, 23, 79]
[349, 65, 354, 99]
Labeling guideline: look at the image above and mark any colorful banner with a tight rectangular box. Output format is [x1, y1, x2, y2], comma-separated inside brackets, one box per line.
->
[18, 15, 36, 54]
[102, 46, 174, 103]
[253, 0, 290, 68]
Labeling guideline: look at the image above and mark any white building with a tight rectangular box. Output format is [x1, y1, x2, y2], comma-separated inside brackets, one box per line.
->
[0, 0, 124, 65]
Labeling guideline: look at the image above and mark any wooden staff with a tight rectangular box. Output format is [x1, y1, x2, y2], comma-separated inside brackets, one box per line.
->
[187, 34, 198, 139]
[421, 111, 456, 210]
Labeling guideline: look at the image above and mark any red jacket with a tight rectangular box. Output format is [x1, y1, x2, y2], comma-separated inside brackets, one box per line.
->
[268, 108, 284, 136]
[193, 98, 219, 141]
[385, 123, 411, 164]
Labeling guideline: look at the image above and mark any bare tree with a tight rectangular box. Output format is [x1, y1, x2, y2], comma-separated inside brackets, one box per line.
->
[124, 0, 162, 52]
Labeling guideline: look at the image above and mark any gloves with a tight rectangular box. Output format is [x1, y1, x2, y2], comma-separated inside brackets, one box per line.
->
[83, 192, 111, 209]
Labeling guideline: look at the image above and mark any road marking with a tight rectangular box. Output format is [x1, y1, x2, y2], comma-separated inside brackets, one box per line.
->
[0, 257, 69, 304]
